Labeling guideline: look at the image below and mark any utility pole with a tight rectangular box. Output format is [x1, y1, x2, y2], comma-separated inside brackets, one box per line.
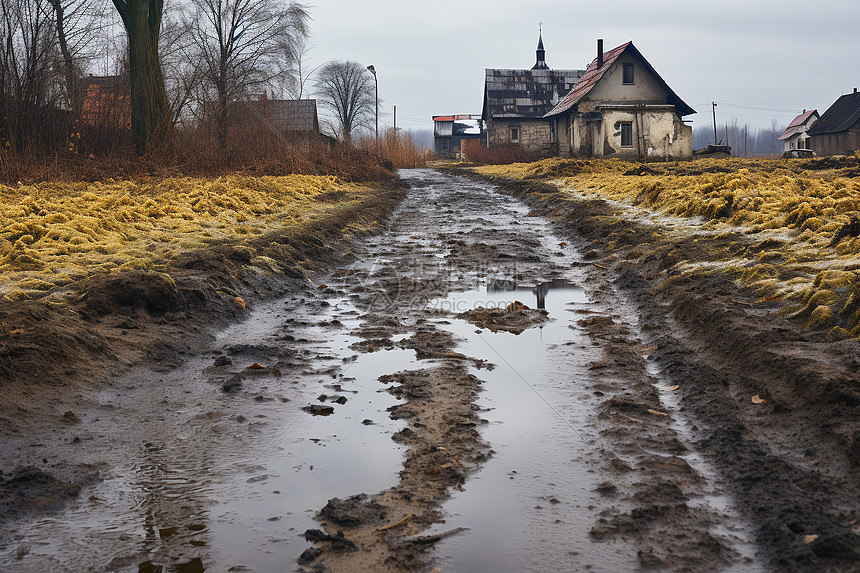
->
[712, 102, 718, 145]
[367, 64, 378, 152]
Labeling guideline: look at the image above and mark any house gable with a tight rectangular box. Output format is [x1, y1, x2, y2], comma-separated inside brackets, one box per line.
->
[585, 50, 676, 107]
[545, 42, 694, 118]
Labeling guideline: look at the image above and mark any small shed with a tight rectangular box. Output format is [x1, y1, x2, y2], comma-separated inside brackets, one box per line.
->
[433, 115, 484, 158]
[777, 109, 818, 152]
[807, 89, 860, 156]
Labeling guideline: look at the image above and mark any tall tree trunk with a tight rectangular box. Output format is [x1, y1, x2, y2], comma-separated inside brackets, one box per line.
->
[216, 92, 227, 150]
[50, 0, 77, 114]
[112, 0, 169, 155]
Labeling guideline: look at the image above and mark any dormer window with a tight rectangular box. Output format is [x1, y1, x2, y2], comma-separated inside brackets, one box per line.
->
[622, 63, 634, 85]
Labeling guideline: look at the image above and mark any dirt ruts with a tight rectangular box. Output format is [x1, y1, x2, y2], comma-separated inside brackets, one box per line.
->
[0, 180, 406, 526]
[457, 167, 860, 572]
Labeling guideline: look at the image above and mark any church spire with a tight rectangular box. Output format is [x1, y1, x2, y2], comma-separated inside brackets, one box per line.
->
[532, 26, 549, 70]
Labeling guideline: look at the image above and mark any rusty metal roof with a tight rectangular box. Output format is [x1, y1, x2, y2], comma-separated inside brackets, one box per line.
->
[778, 109, 819, 140]
[787, 109, 818, 129]
[807, 91, 860, 136]
[433, 114, 478, 122]
[544, 41, 694, 118]
[482, 68, 585, 121]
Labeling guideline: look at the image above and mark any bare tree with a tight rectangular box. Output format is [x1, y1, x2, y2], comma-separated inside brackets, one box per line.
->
[49, 0, 108, 113]
[0, 0, 61, 152]
[284, 36, 318, 100]
[314, 60, 374, 142]
[111, 0, 169, 155]
[159, 11, 199, 126]
[187, 0, 309, 149]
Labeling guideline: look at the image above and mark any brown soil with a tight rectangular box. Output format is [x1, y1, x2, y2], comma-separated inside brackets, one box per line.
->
[454, 167, 860, 572]
[0, 180, 406, 519]
[3, 167, 858, 572]
[459, 300, 549, 334]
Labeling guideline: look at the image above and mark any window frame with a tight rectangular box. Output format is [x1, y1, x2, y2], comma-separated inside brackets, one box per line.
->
[620, 122, 633, 147]
[622, 63, 634, 85]
[511, 127, 520, 143]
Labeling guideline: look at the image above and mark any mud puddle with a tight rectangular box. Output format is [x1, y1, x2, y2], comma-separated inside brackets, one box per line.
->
[424, 282, 640, 571]
[0, 290, 418, 571]
[2, 168, 767, 572]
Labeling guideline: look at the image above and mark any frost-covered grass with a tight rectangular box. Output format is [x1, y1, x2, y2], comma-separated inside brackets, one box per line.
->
[476, 156, 860, 338]
[0, 174, 373, 301]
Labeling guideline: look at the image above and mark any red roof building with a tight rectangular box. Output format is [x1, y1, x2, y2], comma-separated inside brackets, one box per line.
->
[544, 40, 695, 160]
[777, 109, 818, 152]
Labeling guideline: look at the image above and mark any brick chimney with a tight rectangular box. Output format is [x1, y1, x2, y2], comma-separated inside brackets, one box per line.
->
[597, 39, 604, 68]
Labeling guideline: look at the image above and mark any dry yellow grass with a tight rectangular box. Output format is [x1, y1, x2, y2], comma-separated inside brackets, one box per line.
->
[476, 155, 860, 337]
[0, 174, 374, 301]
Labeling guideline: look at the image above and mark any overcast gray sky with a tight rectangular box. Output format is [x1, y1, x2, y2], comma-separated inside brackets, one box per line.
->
[306, 0, 859, 133]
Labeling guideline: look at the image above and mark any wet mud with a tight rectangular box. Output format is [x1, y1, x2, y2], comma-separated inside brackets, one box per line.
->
[1, 167, 855, 572]
[457, 167, 860, 572]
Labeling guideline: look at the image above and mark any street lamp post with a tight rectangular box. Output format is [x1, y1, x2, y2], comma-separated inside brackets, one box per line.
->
[367, 64, 378, 152]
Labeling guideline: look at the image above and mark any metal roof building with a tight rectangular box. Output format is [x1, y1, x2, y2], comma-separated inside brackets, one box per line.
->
[807, 89, 860, 156]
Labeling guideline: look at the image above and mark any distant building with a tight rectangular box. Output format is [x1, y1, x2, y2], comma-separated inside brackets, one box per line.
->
[778, 109, 819, 153]
[807, 89, 860, 156]
[433, 115, 484, 158]
[481, 32, 585, 156]
[81, 75, 131, 129]
[544, 40, 695, 161]
[235, 96, 321, 134]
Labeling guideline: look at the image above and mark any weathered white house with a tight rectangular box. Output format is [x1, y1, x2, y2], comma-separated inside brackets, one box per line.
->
[544, 40, 695, 160]
[481, 33, 585, 156]
[778, 109, 819, 152]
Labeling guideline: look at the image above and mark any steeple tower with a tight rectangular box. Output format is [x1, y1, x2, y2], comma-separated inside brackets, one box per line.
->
[532, 26, 549, 70]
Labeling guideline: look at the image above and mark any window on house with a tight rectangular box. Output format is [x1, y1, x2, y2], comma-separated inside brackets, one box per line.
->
[622, 63, 634, 85]
[511, 127, 520, 143]
[620, 122, 633, 147]
[550, 120, 557, 143]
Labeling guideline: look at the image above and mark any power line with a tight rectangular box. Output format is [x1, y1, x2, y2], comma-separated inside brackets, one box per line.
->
[713, 101, 799, 112]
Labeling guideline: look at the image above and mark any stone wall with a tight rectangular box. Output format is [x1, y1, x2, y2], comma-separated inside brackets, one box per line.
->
[488, 119, 552, 156]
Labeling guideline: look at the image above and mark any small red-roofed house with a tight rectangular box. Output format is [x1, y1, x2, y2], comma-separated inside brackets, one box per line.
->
[778, 109, 819, 153]
[544, 40, 695, 161]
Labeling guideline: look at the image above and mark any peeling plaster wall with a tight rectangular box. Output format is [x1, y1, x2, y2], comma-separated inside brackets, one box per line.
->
[568, 108, 691, 160]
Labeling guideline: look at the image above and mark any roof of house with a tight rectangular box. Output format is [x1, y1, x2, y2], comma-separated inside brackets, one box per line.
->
[544, 41, 695, 118]
[777, 109, 819, 141]
[242, 99, 319, 132]
[482, 68, 586, 121]
[433, 114, 479, 122]
[807, 91, 860, 136]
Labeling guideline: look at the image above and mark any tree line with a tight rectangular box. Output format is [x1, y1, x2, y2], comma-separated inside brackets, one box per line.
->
[0, 0, 383, 169]
[691, 119, 787, 157]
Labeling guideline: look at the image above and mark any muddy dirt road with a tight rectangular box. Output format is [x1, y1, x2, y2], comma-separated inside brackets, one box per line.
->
[1, 169, 856, 572]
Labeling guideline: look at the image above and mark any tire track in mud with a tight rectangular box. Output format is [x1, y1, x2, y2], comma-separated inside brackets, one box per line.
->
[299, 169, 758, 572]
[0, 169, 768, 572]
[451, 168, 860, 572]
